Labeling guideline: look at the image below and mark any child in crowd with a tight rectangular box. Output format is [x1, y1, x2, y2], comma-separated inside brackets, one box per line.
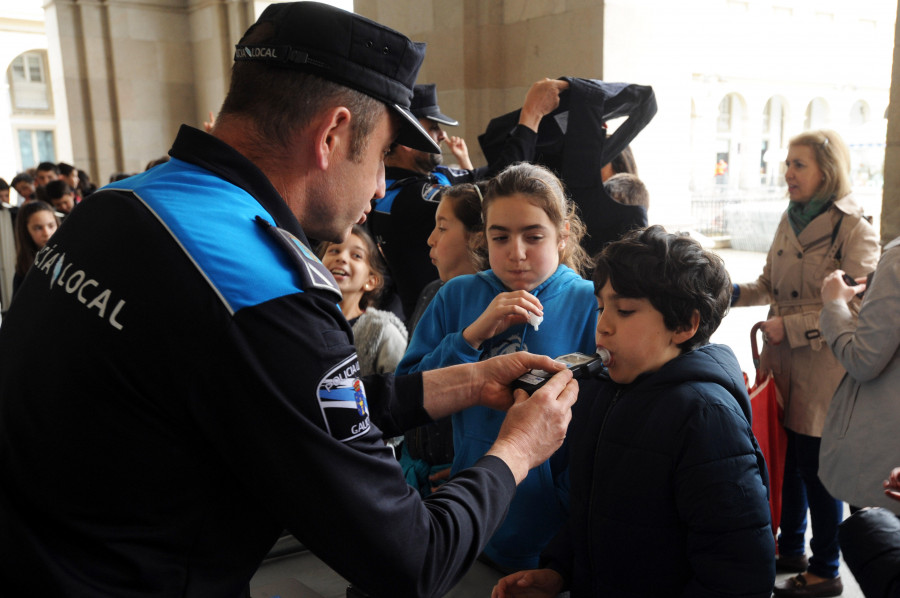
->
[13, 201, 59, 298]
[56, 162, 82, 204]
[492, 225, 775, 598]
[45, 180, 77, 216]
[407, 182, 487, 333]
[10, 172, 36, 204]
[397, 162, 597, 572]
[76, 169, 97, 199]
[603, 172, 650, 209]
[402, 182, 485, 498]
[0, 178, 10, 205]
[317, 224, 408, 377]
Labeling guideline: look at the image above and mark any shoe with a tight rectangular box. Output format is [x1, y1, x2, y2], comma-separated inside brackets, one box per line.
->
[775, 553, 809, 573]
[773, 574, 843, 597]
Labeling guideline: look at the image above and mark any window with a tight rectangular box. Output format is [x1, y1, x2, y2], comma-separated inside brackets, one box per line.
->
[17, 130, 56, 168]
[8, 51, 52, 112]
[850, 100, 870, 126]
[761, 97, 787, 185]
[804, 98, 830, 131]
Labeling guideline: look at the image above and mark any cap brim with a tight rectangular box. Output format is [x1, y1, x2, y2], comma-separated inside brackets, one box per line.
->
[426, 113, 459, 127]
[391, 104, 441, 153]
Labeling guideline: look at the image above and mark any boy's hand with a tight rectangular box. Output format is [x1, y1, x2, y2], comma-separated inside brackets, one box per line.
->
[463, 291, 543, 349]
[884, 467, 900, 502]
[491, 568, 565, 598]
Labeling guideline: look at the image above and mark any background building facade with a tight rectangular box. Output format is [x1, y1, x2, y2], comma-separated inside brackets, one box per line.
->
[2, 0, 898, 242]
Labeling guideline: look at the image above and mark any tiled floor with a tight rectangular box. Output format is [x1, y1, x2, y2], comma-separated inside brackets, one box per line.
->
[250, 248, 866, 598]
[251, 532, 864, 598]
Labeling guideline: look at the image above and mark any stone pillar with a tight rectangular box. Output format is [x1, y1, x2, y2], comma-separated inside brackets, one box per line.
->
[883, 1, 900, 244]
[43, 0, 252, 182]
[188, 0, 256, 128]
[358, 0, 605, 169]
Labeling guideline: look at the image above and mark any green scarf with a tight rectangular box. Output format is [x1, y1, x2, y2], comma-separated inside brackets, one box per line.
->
[787, 196, 832, 235]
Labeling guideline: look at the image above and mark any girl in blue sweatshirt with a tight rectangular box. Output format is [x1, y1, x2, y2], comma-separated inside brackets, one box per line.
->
[396, 163, 597, 571]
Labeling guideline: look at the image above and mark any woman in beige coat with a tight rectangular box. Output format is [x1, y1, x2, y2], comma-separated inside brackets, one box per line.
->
[732, 129, 880, 597]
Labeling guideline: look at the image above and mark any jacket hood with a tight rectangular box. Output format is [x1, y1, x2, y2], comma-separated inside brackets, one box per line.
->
[474, 264, 584, 301]
[631, 343, 752, 423]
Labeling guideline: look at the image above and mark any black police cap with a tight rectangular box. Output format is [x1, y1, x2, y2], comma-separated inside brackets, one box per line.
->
[411, 84, 459, 126]
[233, 1, 440, 153]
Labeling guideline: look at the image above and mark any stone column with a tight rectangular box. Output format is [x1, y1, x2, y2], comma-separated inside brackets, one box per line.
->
[43, 0, 253, 181]
[883, 1, 900, 244]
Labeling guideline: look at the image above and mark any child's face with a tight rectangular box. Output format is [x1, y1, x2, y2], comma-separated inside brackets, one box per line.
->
[321, 233, 376, 297]
[27, 210, 58, 249]
[0, 188, 9, 204]
[428, 197, 473, 281]
[14, 181, 35, 202]
[485, 194, 563, 291]
[52, 193, 75, 214]
[595, 281, 692, 384]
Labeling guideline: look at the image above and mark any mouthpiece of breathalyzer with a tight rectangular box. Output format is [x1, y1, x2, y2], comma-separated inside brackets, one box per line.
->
[596, 348, 611, 365]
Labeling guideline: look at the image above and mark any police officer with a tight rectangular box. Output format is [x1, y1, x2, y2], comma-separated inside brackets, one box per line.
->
[0, 3, 577, 597]
[368, 79, 568, 319]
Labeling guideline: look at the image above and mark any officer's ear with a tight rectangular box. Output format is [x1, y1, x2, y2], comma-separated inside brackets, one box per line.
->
[312, 106, 353, 171]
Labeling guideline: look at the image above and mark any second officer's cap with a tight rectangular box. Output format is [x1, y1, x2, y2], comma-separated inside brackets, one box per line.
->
[411, 84, 459, 126]
[233, 1, 440, 153]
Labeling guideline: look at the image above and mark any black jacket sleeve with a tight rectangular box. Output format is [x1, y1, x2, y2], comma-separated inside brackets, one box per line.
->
[200, 290, 518, 598]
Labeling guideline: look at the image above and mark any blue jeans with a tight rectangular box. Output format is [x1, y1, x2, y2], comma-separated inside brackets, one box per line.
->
[777, 429, 843, 579]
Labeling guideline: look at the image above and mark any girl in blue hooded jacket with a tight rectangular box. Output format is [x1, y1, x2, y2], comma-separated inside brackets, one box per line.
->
[396, 163, 597, 571]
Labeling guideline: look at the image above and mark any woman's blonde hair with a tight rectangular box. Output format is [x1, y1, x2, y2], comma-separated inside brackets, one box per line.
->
[788, 129, 852, 202]
[480, 162, 590, 276]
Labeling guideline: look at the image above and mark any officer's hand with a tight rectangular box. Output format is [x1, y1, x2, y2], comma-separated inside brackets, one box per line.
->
[474, 352, 566, 412]
[486, 368, 576, 484]
[519, 78, 569, 132]
[462, 291, 543, 350]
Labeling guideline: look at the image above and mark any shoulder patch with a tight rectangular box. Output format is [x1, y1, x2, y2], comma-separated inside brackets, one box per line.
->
[255, 216, 342, 302]
[317, 354, 371, 442]
[421, 183, 444, 203]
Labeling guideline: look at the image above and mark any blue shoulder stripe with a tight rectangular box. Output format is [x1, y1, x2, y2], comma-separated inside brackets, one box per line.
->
[105, 159, 305, 314]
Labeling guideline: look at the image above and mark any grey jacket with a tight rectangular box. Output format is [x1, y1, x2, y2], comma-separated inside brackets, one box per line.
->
[819, 236, 900, 513]
[352, 308, 409, 377]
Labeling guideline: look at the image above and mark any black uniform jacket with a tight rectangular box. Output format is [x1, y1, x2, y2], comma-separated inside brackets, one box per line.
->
[0, 126, 516, 598]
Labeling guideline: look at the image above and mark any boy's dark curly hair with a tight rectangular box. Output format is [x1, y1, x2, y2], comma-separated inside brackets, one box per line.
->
[591, 225, 732, 352]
